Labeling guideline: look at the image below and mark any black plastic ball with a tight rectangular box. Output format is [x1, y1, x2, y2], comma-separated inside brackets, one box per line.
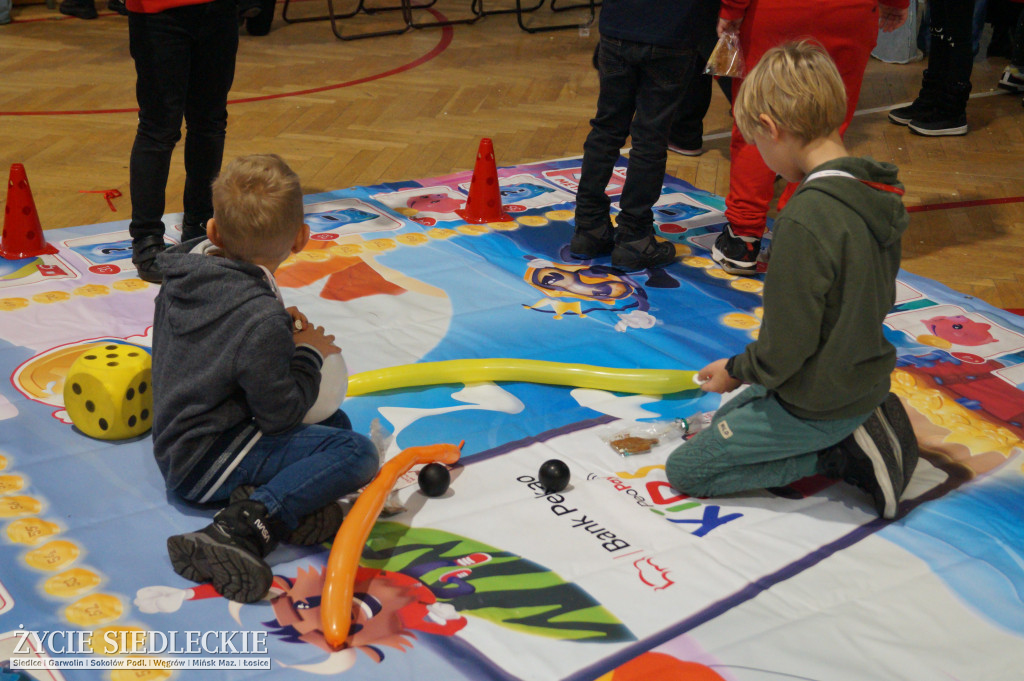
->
[538, 459, 570, 493]
[417, 463, 451, 497]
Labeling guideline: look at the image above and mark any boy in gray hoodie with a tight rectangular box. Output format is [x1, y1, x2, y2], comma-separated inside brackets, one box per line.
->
[666, 42, 919, 520]
[153, 154, 378, 602]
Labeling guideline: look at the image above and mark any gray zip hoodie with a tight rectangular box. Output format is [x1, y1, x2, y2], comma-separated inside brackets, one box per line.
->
[151, 241, 323, 502]
[726, 156, 908, 419]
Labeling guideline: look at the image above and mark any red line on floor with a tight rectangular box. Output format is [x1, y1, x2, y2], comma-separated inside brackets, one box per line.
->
[0, 11, 453, 116]
[907, 195, 1024, 213]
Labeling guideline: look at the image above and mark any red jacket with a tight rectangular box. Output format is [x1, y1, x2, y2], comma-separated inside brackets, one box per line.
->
[720, 0, 909, 22]
[125, 0, 211, 13]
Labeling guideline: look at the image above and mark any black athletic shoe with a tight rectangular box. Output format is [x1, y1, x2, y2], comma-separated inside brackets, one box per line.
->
[569, 219, 615, 258]
[998, 66, 1024, 93]
[711, 223, 761, 275]
[167, 500, 277, 603]
[822, 401, 910, 519]
[908, 112, 968, 137]
[888, 99, 937, 126]
[132, 234, 167, 284]
[59, 0, 98, 19]
[230, 485, 344, 546]
[611, 234, 677, 270]
[107, 0, 128, 15]
[878, 392, 919, 487]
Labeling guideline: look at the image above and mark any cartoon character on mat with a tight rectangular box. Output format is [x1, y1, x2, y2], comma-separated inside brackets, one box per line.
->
[136, 523, 631, 674]
[500, 183, 555, 201]
[68, 238, 134, 265]
[921, 314, 996, 347]
[306, 208, 378, 234]
[522, 258, 658, 331]
[406, 193, 465, 215]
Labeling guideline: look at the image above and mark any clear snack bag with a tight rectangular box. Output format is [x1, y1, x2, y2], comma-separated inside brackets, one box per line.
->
[704, 32, 745, 78]
[602, 414, 712, 457]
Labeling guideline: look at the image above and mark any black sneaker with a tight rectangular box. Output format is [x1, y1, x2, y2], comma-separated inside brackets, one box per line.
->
[825, 408, 906, 519]
[132, 234, 168, 284]
[878, 392, 919, 486]
[59, 0, 98, 19]
[166, 500, 277, 603]
[180, 220, 208, 243]
[908, 112, 968, 137]
[230, 484, 344, 546]
[711, 224, 760, 275]
[569, 219, 614, 258]
[107, 0, 128, 14]
[888, 99, 937, 126]
[245, 0, 276, 35]
[998, 66, 1024, 93]
[611, 234, 677, 270]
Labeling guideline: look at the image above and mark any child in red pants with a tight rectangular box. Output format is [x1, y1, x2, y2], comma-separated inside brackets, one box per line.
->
[712, 0, 909, 275]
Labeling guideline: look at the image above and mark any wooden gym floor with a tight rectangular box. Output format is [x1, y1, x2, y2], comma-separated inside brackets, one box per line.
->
[2, 1, 1023, 310]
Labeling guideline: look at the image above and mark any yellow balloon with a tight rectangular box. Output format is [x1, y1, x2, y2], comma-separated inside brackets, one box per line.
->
[347, 359, 698, 396]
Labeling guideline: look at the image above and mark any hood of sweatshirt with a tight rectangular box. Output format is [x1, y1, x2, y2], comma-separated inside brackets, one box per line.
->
[790, 156, 908, 249]
[155, 241, 277, 337]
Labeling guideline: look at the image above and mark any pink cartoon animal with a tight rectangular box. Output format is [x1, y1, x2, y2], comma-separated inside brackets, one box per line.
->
[922, 314, 996, 346]
[406, 193, 464, 214]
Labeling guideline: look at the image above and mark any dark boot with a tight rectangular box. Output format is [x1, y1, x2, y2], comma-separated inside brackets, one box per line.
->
[568, 218, 614, 259]
[245, 0, 276, 35]
[230, 485, 344, 546]
[610, 223, 677, 270]
[132, 234, 168, 284]
[908, 81, 971, 136]
[166, 499, 278, 603]
[180, 217, 209, 243]
[888, 69, 944, 125]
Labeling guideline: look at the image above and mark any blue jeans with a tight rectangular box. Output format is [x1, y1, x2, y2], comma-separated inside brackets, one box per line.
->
[128, 0, 238, 241]
[575, 36, 699, 240]
[666, 385, 870, 497]
[211, 410, 379, 530]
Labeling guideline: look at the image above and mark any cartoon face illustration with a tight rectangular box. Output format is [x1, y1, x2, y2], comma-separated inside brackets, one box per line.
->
[265, 565, 465, 658]
[69, 239, 134, 265]
[306, 208, 378, 234]
[652, 202, 710, 223]
[499, 183, 555, 201]
[922, 315, 996, 346]
[406, 193, 464, 214]
[527, 264, 635, 303]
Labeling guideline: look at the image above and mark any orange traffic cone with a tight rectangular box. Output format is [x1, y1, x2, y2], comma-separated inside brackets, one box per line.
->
[456, 138, 511, 224]
[2, 164, 58, 260]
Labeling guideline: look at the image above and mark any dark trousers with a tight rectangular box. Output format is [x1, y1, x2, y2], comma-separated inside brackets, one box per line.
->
[927, 0, 976, 85]
[575, 36, 699, 240]
[128, 0, 239, 242]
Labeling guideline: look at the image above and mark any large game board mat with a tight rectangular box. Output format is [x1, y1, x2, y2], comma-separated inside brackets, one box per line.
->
[1, 157, 1022, 681]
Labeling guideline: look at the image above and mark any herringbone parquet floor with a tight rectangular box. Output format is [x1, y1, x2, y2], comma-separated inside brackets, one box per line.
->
[2, 1, 1023, 308]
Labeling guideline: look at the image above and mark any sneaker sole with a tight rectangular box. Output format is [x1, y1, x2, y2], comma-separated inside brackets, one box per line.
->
[851, 414, 900, 519]
[887, 112, 913, 126]
[879, 393, 919, 496]
[167, 532, 272, 603]
[907, 122, 969, 136]
[710, 243, 758, 276]
[997, 78, 1024, 93]
[668, 146, 705, 157]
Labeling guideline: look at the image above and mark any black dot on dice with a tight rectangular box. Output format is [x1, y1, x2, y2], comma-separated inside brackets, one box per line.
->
[72, 383, 81, 395]
[139, 382, 147, 393]
[141, 409, 150, 421]
[538, 459, 570, 493]
[417, 463, 450, 498]
[126, 387, 135, 400]
[98, 418, 108, 431]
[128, 415, 137, 427]
[105, 345, 117, 350]
[85, 401, 95, 413]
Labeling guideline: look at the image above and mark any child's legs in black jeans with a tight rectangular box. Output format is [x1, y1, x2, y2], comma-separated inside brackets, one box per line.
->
[576, 37, 697, 238]
[215, 410, 379, 530]
[665, 385, 867, 498]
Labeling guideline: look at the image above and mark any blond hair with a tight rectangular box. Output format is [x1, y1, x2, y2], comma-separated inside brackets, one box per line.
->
[733, 40, 847, 144]
[211, 154, 304, 263]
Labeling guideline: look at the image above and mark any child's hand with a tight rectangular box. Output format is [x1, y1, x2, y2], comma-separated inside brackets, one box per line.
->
[697, 359, 742, 394]
[286, 306, 309, 332]
[294, 324, 341, 357]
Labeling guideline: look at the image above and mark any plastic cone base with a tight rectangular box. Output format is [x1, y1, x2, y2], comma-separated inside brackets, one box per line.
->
[2, 164, 58, 260]
[456, 138, 512, 225]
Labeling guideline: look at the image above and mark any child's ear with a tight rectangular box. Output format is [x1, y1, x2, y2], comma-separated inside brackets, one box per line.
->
[292, 223, 310, 254]
[758, 113, 782, 140]
[206, 218, 223, 247]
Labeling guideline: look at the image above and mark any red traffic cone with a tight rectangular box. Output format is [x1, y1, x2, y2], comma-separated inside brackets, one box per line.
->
[2, 164, 58, 260]
[456, 138, 511, 224]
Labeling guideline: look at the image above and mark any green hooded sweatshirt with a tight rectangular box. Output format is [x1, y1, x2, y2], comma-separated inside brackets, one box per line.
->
[726, 156, 908, 420]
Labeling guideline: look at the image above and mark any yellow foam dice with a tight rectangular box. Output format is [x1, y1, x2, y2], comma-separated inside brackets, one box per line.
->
[63, 344, 153, 440]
